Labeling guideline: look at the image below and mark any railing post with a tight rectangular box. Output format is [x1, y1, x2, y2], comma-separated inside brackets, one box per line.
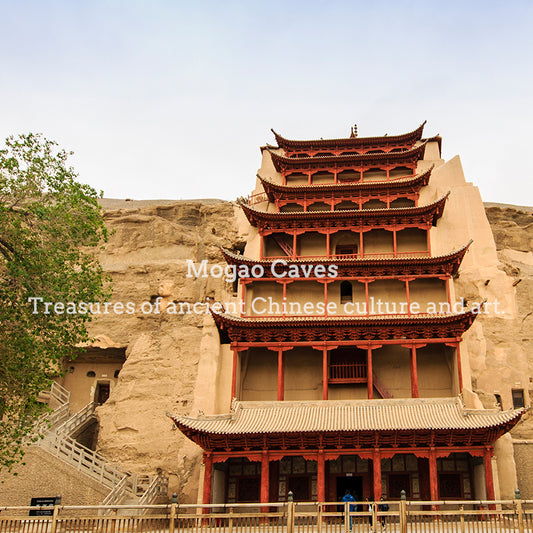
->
[287, 491, 295, 533]
[109, 508, 117, 533]
[169, 494, 177, 533]
[50, 503, 60, 533]
[515, 489, 524, 533]
[344, 501, 349, 533]
[228, 506, 234, 533]
[459, 504, 465, 533]
[317, 502, 322, 533]
[400, 490, 407, 533]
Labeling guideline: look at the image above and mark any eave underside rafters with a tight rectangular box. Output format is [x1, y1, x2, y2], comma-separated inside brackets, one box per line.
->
[175, 423, 518, 454]
[239, 193, 449, 232]
[258, 166, 433, 203]
[220, 241, 471, 278]
[269, 142, 427, 173]
[211, 309, 478, 344]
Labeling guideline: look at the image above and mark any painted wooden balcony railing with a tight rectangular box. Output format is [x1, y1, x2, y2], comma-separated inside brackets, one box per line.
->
[329, 362, 367, 383]
[263, 250, 431, 261]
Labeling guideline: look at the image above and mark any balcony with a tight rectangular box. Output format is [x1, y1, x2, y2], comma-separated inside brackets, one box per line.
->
[329, 362, 367, 384]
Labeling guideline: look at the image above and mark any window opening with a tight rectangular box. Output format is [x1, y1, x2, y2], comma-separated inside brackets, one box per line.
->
[340, 281, 353, 304]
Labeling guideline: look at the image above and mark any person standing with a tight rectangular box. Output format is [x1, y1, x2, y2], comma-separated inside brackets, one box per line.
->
[366, 498, 373, 533]
[378, 496, 389, 531]
[342, 490, 356, 531]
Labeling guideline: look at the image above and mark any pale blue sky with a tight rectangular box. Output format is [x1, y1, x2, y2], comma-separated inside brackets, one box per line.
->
[1, 0, 532, 204]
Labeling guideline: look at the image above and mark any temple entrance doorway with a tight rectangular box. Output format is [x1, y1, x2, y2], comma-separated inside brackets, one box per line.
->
[336, 476, 363, 502]
[95, 382, 110, 405]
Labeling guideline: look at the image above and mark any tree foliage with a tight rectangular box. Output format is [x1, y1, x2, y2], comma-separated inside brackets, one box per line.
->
[0, 133, 109, 471]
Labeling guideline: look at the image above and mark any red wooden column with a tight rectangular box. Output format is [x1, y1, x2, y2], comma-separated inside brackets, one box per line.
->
[359, 232, 364, 258]
[231, 347, 238, 400]
[240, 280, 247, 317]
[392, 230, 398, 257]
[202, 452, 213, 511]
[455, 343, 464, 393]
[445, 277, 452, 308]
[428, 448, 438, 505]
[278, 349, 284, 400]
[410, 346, 419, 398]
[322, 348, 328, 400]
[404, 279, 411, 316]
[323, 281, 328, 317]
[261, 450, 270, 510]
[259, 234, 264, 259]
[326, 232, 331, 258]
[282, 281, 287, 318]
[484, 446, 496, 505]
[292, 233, 297, 259]
[373, 449, 382, 499]
[426, 229, 432, 256]
[367, 348, 373, 399]
[317, 449, 326, 502]
[364, 281, 370, 316]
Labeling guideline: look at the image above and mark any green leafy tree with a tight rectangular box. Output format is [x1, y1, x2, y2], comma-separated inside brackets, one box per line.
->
[0, 133, 109, 471]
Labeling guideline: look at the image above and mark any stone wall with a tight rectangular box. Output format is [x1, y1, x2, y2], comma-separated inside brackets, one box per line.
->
[0, 447, 109, 506]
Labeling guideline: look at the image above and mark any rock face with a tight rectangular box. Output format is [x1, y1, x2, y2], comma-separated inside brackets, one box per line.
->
[91, 199, 533, 502]
[91, 200, 248, 502]
[482, 205, 533, 497]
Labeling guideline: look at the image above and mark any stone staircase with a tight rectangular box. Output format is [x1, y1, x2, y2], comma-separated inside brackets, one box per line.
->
[35, 382, 168, 507]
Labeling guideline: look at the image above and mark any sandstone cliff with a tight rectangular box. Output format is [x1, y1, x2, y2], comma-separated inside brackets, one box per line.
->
[92, 199, 248, 502]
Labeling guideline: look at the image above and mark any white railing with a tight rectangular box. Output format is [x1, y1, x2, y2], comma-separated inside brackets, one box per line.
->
[139, 474, 169, 508]
[100, 475, 129, 509]
[34, 383, 163, 507]
[39, 432, 128, 489]
[49, 381, 71, 405]
[32, 403, 70, 437]
[56, 401, 96, 435]
[30, 382, 72, 439]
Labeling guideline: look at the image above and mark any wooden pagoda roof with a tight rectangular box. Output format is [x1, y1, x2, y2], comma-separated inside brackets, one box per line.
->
[268, 142, 427, 173]
[210, 308, 478, 344]
[258, 167, 433, 201]
[220, 241, 471, 278]
[238, 193, 449, 232]
[171, 397, 522, 452]
[271, 122, 426, 152]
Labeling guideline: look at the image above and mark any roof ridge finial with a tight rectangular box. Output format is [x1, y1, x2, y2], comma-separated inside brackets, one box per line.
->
[350, 123, 358, 138]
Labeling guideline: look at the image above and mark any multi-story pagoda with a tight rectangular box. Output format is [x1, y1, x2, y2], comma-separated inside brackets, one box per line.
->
[171, 123, 522, 505]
